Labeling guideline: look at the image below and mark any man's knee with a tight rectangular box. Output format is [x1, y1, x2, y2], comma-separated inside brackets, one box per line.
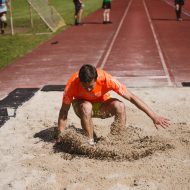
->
[0, 14, 7, 22]
[113, 101, 126, 114]
[79, 101, 93, 116]
[104, 10, 109, 14]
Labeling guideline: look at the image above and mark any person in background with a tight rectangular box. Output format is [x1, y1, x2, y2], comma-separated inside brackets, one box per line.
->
[73, 0, 84, 25]
[102, 0, 112, 24]
[57, 64, 170, 145]
[0, 0, 9, 34]
[175, 0, 184, 21]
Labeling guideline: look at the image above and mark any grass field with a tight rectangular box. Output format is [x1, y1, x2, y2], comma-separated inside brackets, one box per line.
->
[0, 0, 102, 69]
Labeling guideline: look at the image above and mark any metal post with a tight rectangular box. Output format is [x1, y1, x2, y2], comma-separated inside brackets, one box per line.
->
[9, 0, 14, 35]
[29, 3, 34, 28]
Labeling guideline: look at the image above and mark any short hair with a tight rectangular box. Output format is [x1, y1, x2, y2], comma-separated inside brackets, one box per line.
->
[79, 64, 98, 83]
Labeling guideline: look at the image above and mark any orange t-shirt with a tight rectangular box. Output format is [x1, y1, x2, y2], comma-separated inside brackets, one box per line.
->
[62, 69, 127, 104]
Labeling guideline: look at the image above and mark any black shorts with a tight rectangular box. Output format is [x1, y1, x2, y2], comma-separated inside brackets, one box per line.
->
[175, 0, 184, 5]
[74, 2, 82, 15]
[102, 2, 111, 9]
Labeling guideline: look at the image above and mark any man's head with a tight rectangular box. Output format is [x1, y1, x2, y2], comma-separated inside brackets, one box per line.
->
[79, 64, 98, 91]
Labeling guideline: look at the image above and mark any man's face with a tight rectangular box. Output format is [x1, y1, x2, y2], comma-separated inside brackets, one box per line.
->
[81, 79, 96, 92]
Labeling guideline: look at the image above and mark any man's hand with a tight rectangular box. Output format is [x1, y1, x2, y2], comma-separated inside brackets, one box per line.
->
[153, 115, 170, 129]
[57, 103, 70, 142]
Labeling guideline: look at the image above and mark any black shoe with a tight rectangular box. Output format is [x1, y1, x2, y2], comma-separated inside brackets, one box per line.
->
[176, 18, 183, 21]
[75, 22, 83, 26]
[74, 19, 79, 25]
[1, 29, 4, 34]
[75, 20, 78, 25]
[107, 21, 112, 24]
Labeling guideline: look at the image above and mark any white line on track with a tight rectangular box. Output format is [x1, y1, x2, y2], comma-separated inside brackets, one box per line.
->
[99, 0, 133, 69]
[143, 0, 172, 86]
[115, 75, 168, 79]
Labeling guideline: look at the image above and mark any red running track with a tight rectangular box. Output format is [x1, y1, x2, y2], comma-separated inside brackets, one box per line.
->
[146, 0, 190, 85]
[97, 0, 172, 87]
[0, 0, 190, 99]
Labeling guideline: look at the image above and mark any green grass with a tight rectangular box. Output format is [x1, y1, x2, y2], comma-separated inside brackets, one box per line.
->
[0, 0, 102, 69]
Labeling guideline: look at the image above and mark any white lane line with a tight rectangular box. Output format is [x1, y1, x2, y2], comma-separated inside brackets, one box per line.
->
[100, 0, 133, 69]
[115, 75, 168, 79]
[163, 0, 190, 17]
[143, 0, 172, 86]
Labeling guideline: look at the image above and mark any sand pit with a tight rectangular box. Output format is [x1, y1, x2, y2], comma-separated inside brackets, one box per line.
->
[0, 87, 190, 190]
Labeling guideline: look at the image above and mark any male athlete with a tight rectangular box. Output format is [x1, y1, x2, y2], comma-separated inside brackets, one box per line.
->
[73, 0, 84, 25]
[175, 0, 184, 21]
[58, 64, 170, 145]
[102, 0, 112, 24]
[0, 0, 9, 34]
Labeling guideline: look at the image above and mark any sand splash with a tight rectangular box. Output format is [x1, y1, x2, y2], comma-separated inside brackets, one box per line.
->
[54, 125, 173, 161]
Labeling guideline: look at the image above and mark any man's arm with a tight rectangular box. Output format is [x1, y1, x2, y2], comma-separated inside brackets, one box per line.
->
[122, 89, 170, 129]
[58, 103, 71, 133]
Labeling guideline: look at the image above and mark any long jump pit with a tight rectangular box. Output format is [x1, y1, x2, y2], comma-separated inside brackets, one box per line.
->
[0, 87, 190, 190]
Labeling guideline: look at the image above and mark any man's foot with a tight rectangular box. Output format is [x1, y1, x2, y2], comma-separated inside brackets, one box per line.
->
[103, 21, 112, 24]
[75, 22, 83, 26]
[177, 17, 183, 21]
[74, 19, 79, 25]
[88, 138, 96, 146]
[1, 29, 4, 34]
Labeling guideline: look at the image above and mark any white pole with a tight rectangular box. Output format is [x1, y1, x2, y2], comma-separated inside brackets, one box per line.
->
[9, 0, 14, 35]
[29, 4, 34, 28]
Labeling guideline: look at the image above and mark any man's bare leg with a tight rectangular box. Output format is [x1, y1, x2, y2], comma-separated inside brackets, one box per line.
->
[100, 98, 126, 129]
[74, 100, 94, 139]
[106, 9, 110, 22]
[73, 98, 126, 139]
[78, 8, 83, 24]
[103, 10, 107, 22]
